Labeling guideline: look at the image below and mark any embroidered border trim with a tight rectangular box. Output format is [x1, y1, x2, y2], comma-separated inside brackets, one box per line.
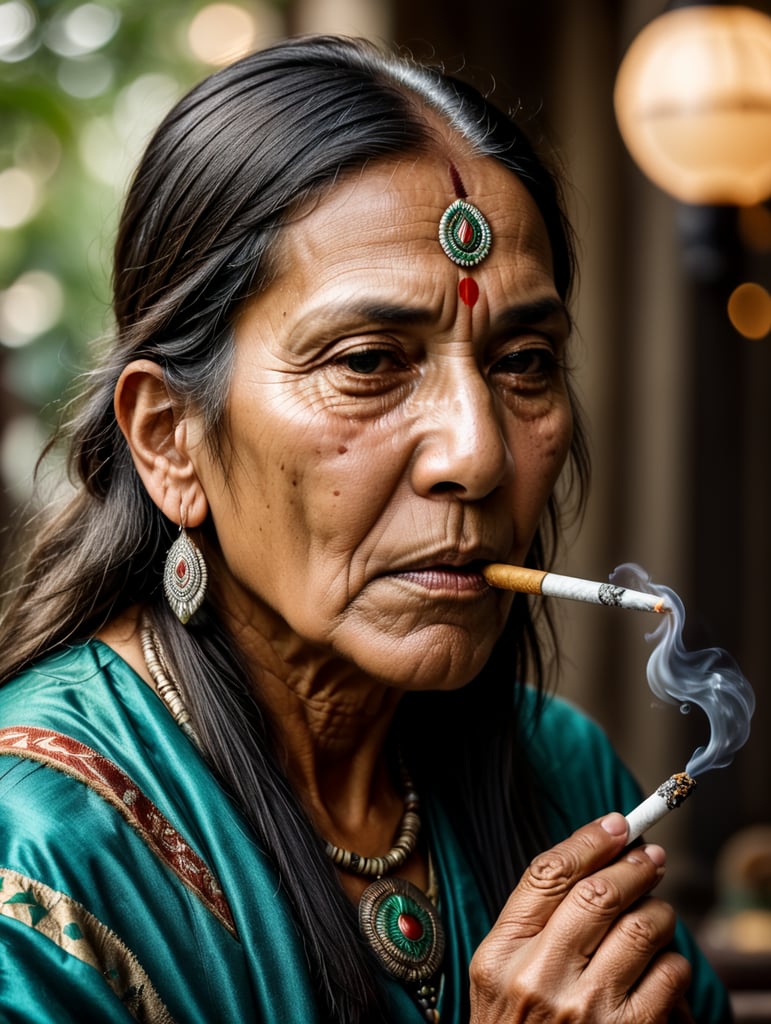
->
[0, 867, 175, 1023]
[0, 726, 236, 938]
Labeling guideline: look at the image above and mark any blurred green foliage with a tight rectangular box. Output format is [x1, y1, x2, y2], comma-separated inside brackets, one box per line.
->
[0, 0, 216, 427]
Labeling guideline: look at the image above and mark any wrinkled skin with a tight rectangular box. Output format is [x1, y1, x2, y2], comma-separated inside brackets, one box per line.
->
[189, 152, 574, 695]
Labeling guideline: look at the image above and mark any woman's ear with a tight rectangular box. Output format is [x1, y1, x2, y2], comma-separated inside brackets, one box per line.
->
[114, 360, 209, 528]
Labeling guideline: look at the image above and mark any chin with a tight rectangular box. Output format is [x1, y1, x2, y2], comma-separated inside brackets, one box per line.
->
[361, 632, 496, 694]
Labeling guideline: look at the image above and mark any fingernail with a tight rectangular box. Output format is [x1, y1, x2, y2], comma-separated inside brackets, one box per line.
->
[600, 812, 629, 837]
[643, 843, 667, 869]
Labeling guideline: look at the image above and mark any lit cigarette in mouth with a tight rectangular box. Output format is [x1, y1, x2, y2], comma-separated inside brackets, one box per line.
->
[624, 772, 697, 844]
[482, 564, 671, 614]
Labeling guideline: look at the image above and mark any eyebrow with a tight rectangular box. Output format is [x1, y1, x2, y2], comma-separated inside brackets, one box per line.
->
[289, 295, 571, 354]
[325, 301, 436, 328]
[316, 296, 569, 329]
[492, 296, 571, 332]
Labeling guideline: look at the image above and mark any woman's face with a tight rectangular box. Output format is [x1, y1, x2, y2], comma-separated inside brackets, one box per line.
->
[191, 152, 574, 691]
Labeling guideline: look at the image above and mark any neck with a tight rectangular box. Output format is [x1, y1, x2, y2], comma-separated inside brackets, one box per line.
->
[217, 597, 406, 848]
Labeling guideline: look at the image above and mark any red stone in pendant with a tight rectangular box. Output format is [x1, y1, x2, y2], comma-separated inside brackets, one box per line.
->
[398, 912, 424, 941]
[175, 558, 188, 582]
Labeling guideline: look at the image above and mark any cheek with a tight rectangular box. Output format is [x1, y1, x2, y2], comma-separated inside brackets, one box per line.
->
[294, 428, 409, 545]
[511, 404, 573, 519]
[540, 409, 574, 479]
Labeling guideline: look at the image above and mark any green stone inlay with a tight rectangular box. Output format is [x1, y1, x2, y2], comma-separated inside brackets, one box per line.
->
[438, 199, 492, 267]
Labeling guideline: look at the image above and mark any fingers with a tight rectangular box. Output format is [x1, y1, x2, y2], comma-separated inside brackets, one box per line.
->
[470, 816, 690, 1022]
[494, 812, 633, 943]
[588, 894, 675, 988]
[586, 883, 676, 990]
[541, 845, 666, 964]
[625, 950, 693, 1021]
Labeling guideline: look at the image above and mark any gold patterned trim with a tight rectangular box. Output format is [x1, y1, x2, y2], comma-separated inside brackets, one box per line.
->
[0, 867, 175, 1023]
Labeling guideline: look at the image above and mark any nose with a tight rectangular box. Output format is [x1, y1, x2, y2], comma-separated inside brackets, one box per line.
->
[410, 360, 514, 500]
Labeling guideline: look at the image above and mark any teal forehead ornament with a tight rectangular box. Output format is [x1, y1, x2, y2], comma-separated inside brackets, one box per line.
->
[438, 198, 492, 267]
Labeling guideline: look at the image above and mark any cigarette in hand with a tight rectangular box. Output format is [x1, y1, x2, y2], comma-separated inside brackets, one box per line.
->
[482, 564, 671, 614]
[624, 772, 697, 844]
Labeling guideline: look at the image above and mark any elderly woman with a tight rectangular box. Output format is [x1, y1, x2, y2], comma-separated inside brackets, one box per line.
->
[0, 35, 728, 1024]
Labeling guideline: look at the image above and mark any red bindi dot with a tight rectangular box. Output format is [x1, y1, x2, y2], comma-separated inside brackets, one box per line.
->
[458, 277, 479, 307]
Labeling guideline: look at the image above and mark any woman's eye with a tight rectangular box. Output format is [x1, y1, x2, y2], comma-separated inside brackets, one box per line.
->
[340, 349, 398, 375]
[493, 347, 556, 378]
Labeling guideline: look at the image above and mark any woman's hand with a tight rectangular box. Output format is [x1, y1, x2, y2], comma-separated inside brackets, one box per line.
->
[469, 813, 693, 1022]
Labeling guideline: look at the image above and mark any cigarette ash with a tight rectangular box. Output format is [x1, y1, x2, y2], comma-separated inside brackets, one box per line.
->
[657, 771, 697, 809]
[610, 564, 755, 778]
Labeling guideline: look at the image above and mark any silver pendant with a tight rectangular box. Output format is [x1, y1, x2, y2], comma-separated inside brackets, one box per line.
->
[358, 876, 444, 985]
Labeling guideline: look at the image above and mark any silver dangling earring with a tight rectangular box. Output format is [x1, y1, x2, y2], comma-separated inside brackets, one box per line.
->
[163, 510, 208, 625]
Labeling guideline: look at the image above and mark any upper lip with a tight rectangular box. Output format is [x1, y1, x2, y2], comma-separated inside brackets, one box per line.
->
[389, 549, 500, 574]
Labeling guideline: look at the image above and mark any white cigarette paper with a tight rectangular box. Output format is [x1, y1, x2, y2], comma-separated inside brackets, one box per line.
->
[482, 564, 671, 614]
[624, 772, 697, 844]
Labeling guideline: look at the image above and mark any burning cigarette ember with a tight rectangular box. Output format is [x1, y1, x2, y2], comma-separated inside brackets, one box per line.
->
[624, 771, 697, 844]
[482, 564, 671, 614]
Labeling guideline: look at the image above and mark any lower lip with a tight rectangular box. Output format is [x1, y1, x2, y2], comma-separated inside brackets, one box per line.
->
[391, 567, 491, 595]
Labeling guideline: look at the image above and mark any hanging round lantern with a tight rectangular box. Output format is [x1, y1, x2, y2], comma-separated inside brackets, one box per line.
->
[614, 5, 771, 206]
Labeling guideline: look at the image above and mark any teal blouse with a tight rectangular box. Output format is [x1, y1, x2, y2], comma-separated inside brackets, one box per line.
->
[0, 642, 730, 1022]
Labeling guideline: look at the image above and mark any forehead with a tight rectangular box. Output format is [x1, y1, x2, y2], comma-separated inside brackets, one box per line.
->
[272, 152, 556, 289]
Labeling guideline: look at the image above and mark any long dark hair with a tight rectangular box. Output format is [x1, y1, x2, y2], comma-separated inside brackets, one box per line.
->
[0, 36, 589, 1022]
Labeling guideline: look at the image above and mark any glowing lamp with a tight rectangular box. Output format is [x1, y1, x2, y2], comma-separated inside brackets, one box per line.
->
[614, 6, 771, 206]
[727, 282, 771, 338]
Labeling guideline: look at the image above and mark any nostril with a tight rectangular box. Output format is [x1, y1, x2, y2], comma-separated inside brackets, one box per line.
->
[430, 480, 466, 495]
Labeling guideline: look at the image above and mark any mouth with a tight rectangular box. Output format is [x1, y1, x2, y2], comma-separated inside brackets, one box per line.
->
[389, 559, 492, 595]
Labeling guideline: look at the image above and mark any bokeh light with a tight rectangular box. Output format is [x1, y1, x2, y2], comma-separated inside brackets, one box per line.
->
[0, 270, 64, 347]
[0, 0, 37, 62]
[44, 3, 120, 58]
[14, 126, 62, 183]
[615, 6, 771, 205]
[727, 283, 771, 340]
[79, 73, 181, 188]
[57, 53, 114, 98]
[0, 414, 58, 503]
[78, 115, 125, 187]
[187, 3, 257, 66]
[0, 167, 40, 229]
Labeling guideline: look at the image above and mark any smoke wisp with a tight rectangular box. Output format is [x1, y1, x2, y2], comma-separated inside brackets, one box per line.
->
[610, 563, 755, 777]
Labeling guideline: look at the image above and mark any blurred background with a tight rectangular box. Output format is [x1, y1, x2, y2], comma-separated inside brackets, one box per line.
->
[1, 0, 770, 1013]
